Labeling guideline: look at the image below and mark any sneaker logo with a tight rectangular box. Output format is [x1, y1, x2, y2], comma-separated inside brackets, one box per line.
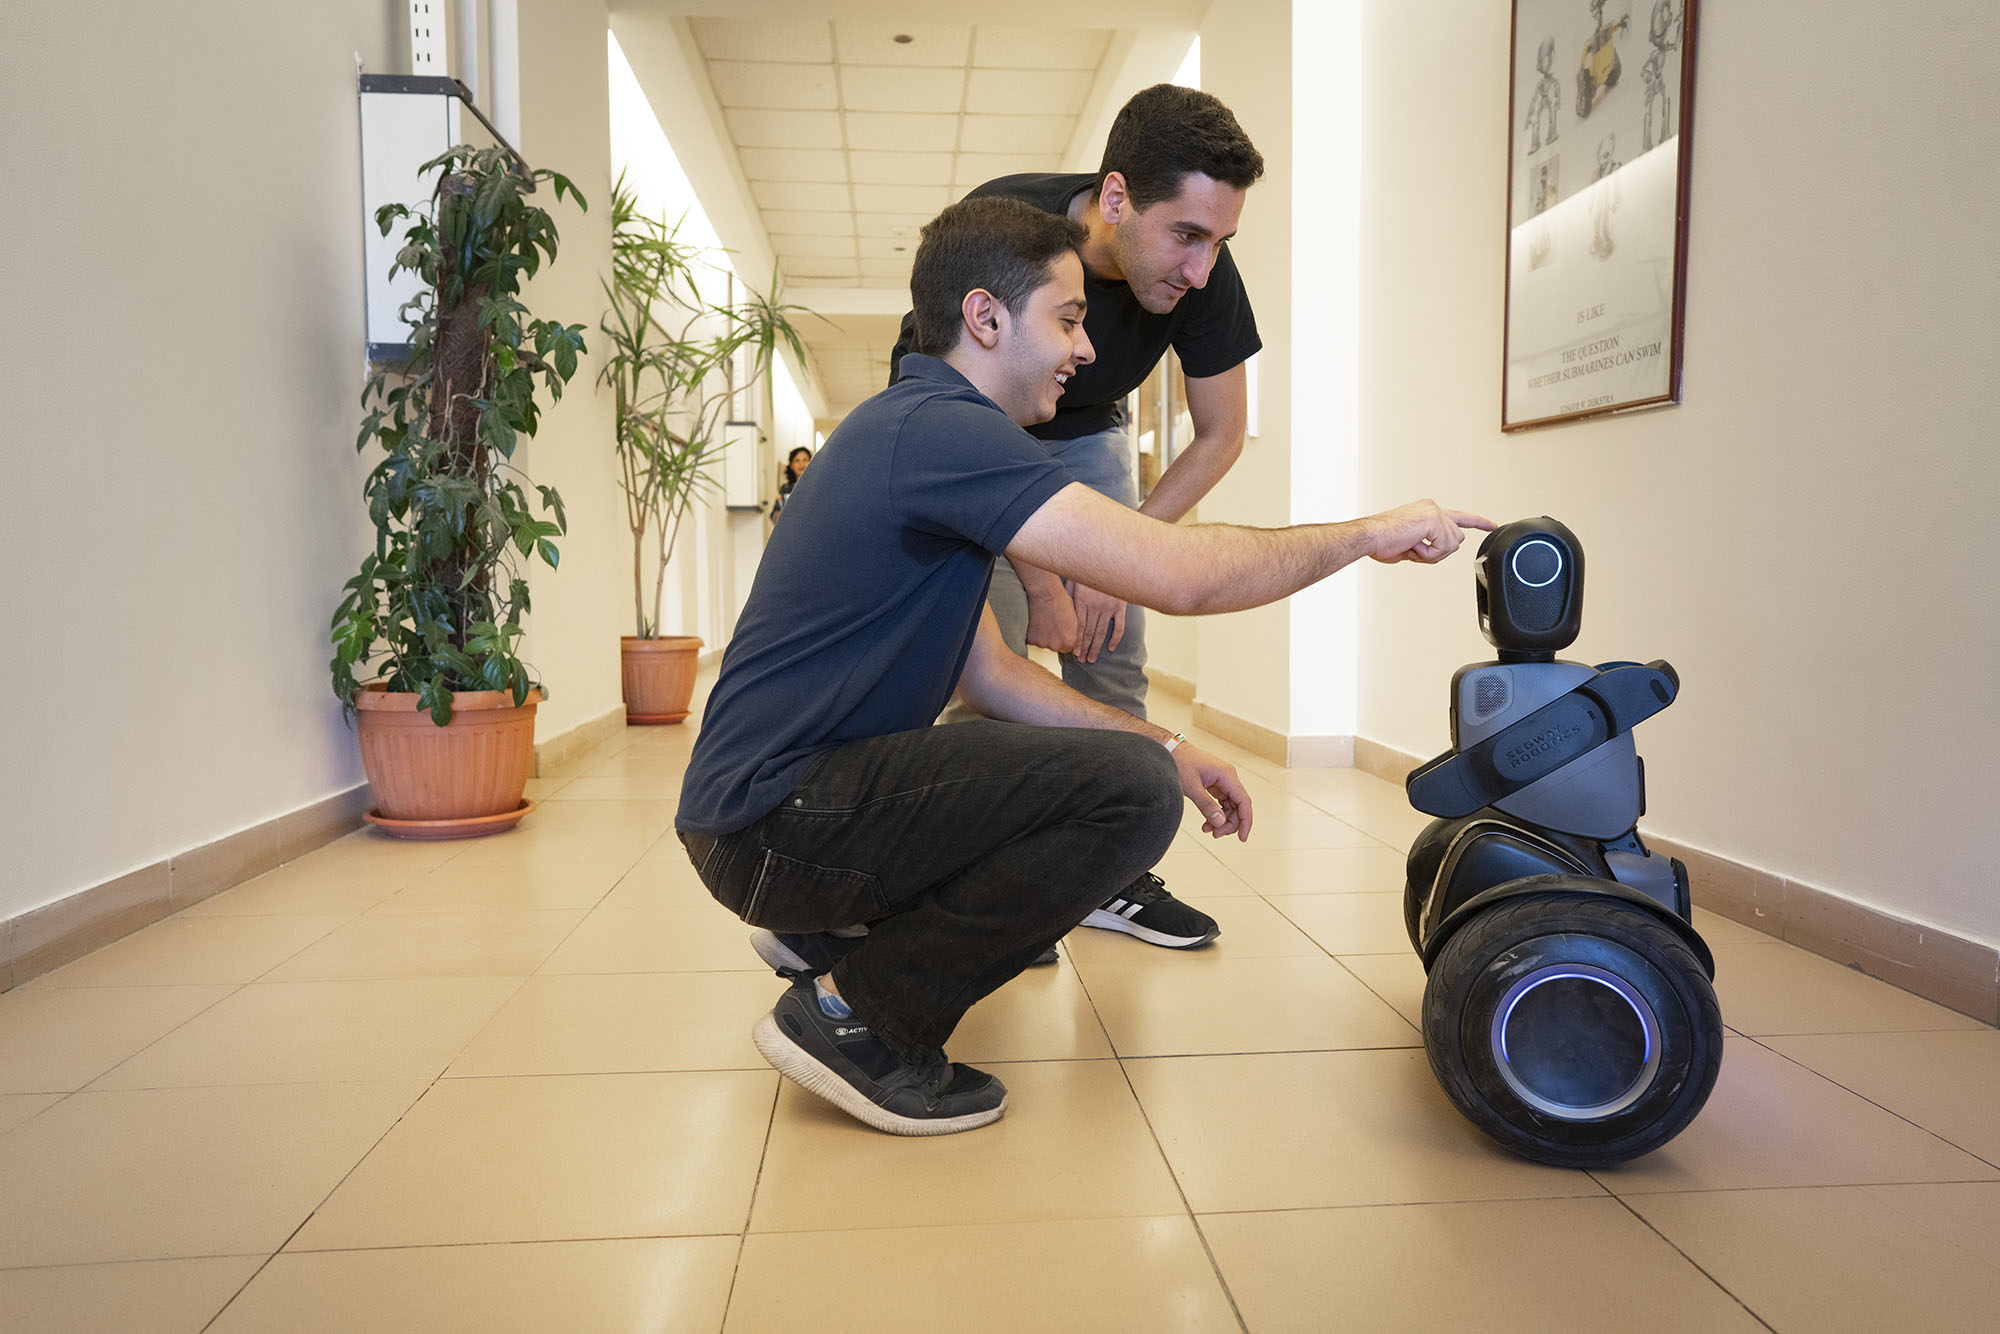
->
[833, 1025, 870, 1037]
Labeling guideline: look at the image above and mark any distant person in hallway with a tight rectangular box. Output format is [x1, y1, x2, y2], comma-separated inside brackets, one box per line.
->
[771, 446, 812, 520]
[675, 195, 1489, 1136]
[889, 82, 1266, 952]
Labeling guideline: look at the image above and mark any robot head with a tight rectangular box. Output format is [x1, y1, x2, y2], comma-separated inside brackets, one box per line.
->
[1475, 517, 1584, 658]
[1598, 134, 1616, 168]
[1537, 37, 1554, 73]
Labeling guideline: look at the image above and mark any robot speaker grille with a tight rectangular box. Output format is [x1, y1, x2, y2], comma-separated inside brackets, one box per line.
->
[1510, 581, 1565, 632]
[1471, 671, 1511, 720]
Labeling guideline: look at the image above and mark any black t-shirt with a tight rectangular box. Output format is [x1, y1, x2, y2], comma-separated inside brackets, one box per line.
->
[676, 354, 1075, 835]
[889, 173, 1262, 441]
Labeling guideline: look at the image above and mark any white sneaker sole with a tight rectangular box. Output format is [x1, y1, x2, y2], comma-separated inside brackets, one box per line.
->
[748, 928, 811, 974]
[1080, 907, 1219, 949]
[752, 1012, 1007, 1137]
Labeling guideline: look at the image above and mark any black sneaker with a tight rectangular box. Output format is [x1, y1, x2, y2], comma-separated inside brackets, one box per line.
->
[748, 927, 864, 978]
[1032, 944, 1060, 966]
[751, 981, 1007, 1136]
[1081, 873, 1220, 948]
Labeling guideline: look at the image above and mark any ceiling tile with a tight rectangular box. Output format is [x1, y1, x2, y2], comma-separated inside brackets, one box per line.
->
[955, 153, 1065, 188]
[690, 17, 833, 64]
[844, 111, 959, 153]
[965, 68, 1094, 117]
[724, 108, 843, 150]
[857, 238, 918, 261]
[833, 22, 971, 66]
[752, 180, 853, 212]
[840, 66, 966, 114]
[971, 27, 1113, 71]
[957, 114, 1074, 155]
[849, 150, 955, 186]
[773, 234, 860, 259]
[855, 212, 933, 239]
[761, 210, 855, 237]
[786, 256, 861, 279]
[738, 147, 849, 184]
[708, 61, 838, 110]
[851, 183, 952, 214]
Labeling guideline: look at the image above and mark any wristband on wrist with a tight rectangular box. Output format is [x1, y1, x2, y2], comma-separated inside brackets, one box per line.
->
[1163, 732, 1187, 753]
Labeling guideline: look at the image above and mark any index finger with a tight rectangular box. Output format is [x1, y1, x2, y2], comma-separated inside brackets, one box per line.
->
[1452, 511, 1498, 532]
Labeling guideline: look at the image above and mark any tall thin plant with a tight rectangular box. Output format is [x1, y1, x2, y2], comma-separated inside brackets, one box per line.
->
[600, 174, 813, 637]
[332, 144, 588, 724]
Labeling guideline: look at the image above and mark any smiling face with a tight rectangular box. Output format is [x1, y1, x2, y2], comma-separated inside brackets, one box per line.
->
[996, 251, 1095, 426]
[1104, 172, 1248, 315]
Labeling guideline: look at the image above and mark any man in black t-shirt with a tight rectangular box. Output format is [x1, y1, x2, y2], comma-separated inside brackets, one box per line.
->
[679, 196, 1489, 1137]
[890, 83, 1267, 952]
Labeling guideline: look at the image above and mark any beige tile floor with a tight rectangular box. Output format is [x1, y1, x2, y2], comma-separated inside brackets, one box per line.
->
[3, 682, 1997, 1332]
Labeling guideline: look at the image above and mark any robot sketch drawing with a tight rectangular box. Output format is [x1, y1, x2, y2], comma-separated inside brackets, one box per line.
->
[1575, 0, 1630, 119]
[1523, 36, 1562, 153]
[1589, 134, 1622, 259]
[1641, 0, 1684, 150]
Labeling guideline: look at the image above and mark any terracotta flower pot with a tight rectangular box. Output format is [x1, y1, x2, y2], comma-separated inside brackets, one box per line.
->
[353, 684, 543, 838]
[621, 635, 702, 724]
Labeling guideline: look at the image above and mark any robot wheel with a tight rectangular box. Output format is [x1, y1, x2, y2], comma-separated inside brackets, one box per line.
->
[1421, 888, 1722, 1168]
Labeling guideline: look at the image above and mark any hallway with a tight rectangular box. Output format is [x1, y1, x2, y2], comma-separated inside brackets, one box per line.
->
[3, 682, 1998, 1331]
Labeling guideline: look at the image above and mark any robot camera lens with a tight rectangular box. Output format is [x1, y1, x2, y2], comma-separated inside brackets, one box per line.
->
[1510, 538, 1564, 589]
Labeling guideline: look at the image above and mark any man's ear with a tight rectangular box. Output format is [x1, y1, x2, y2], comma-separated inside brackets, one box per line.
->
[961, 288, 1005, 349]
[1098, 170, 1132, 225]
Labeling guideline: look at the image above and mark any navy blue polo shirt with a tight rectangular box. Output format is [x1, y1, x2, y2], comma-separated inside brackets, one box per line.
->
[675, 354, 1076, 835]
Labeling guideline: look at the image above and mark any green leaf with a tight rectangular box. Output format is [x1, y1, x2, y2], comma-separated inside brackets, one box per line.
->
[537, 538, 559, 569]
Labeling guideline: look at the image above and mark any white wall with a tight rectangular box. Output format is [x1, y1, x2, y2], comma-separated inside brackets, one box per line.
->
[515, 0, 624, 741]
[1352, 1, 2000, 946]
[0, 0, 624, 923]
[1191, 0, 1296, 735]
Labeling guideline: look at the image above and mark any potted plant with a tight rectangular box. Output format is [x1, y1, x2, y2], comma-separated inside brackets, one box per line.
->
[599, 174, 813, 723]
[330, 144, 588, 837]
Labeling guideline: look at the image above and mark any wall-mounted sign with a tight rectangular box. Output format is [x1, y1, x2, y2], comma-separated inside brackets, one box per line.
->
[1503, 1, 1698, 430]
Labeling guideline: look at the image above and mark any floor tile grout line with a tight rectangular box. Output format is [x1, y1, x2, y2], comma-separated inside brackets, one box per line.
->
[716, 1073, 784, 1334]
[197, 1068, 446, 1332]
[1598, 1188, 1779, 1332]
[1737, 1033, 2000, 1173]
[1067, 944, 1252, 1333]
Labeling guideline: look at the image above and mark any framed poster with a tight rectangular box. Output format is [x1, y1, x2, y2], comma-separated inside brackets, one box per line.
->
[1503, 0, 1697, 430]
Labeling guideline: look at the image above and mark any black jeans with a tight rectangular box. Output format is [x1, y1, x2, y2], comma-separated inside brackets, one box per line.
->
[680, 721, 1182, 1060]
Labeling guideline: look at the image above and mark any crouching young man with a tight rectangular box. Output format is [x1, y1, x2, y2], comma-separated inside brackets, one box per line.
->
[675, 196, 1491, 1136]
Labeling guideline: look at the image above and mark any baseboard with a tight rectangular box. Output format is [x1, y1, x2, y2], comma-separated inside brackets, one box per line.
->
[1352, 736, 1999, 1025]
[1, 782, 373, 994]
[1147, 668, 1195, 702]
[533, 702, 629, 775]
[1191, 700, 1289, 766]
[1355, 736, 1419, 784]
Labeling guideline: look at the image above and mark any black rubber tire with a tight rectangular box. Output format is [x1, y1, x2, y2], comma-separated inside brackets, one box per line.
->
[1577, 67, 1596, 116]
[1421, 892, 1722, 1168]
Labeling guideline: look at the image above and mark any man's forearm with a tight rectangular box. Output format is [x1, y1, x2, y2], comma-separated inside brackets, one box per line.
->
[1013, 558, 1068, 604]
[957, 616, 1175, 742]
[1135, 426, 1242, 525]
[1007, 488, 1482, 619]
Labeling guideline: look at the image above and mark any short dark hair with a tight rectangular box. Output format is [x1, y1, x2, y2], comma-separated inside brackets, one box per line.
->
[1099, 84, 1265, 212]
[909, 197, 1087, 356]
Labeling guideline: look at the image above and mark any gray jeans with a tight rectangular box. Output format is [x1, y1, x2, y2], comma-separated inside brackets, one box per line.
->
[979, 423, 1151, 720]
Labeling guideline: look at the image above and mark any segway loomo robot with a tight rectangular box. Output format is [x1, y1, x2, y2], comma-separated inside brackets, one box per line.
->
[1402, 517, 1721, 1168]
